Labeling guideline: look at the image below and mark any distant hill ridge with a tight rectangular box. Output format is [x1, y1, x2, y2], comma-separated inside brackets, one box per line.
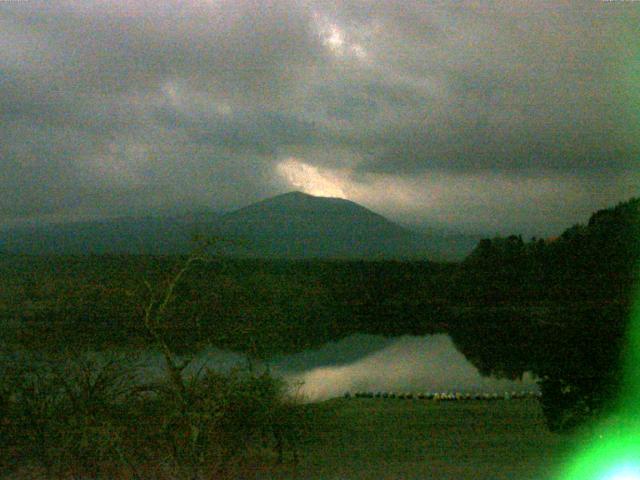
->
[0, 191, 479, 260]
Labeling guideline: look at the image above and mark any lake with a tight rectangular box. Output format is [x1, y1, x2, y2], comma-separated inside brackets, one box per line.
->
[144, 333, 539, 402]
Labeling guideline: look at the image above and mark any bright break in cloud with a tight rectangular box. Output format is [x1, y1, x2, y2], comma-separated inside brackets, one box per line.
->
[1, 1, 639, 235]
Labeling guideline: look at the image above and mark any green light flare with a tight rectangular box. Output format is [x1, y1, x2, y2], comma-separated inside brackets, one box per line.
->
[557, 252, 640, 480]
[556, 29, 640, 479]
[559, 422, 640, 480]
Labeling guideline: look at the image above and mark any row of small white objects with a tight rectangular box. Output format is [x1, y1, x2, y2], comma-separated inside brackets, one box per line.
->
[345, 391, 541, 400]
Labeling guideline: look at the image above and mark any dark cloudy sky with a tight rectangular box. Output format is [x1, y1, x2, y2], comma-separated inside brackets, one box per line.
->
[1, 0, 639, 235]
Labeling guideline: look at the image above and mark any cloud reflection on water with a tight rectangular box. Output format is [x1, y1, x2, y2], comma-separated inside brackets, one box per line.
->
[273, 334, 538, 402]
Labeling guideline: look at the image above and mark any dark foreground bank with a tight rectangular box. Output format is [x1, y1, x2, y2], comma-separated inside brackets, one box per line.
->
[3, 394, 584, 480]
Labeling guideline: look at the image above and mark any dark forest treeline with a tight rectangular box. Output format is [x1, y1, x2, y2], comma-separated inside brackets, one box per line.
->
[462, 197, 639, 302]
[450, 197, 639, 368]
[449, 197, 639, 430]
[0, 255, 454, 355]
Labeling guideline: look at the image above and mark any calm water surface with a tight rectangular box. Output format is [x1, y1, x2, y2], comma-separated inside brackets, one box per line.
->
[157, 334, 539, 402]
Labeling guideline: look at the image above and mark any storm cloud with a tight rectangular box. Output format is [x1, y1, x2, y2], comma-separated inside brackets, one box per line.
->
[1, 1, 638, 234]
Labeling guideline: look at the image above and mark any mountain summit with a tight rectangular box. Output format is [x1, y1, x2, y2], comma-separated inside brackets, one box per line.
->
[224, 191, 398, 229]
[230, 191, 368, 214]
[213, 191, 425, 259]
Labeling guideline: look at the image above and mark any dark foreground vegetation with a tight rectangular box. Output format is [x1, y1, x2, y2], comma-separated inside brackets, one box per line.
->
[0, 198, 637, 476]
[0, 352, 308, 479]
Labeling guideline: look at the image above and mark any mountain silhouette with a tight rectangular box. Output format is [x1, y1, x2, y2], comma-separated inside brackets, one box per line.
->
[210, 191, 430, 259]
[0, 192, 477, 259]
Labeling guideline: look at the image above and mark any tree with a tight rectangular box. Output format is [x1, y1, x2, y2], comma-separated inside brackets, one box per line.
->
[137, 239, 304, 478]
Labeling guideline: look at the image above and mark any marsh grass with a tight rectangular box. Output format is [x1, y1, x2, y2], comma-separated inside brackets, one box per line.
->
[0, 353, 306, 480]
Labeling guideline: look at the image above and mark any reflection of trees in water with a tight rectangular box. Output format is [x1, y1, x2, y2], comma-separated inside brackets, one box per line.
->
[448, 303, 627, 431]
[449, 304, 628, 378]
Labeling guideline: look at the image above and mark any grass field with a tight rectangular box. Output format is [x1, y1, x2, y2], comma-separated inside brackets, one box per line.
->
[4, 396, 582, 479]
[248, 397, 579, 480]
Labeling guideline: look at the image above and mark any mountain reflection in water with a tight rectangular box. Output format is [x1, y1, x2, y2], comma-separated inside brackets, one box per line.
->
[185, 334, 538, 402]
